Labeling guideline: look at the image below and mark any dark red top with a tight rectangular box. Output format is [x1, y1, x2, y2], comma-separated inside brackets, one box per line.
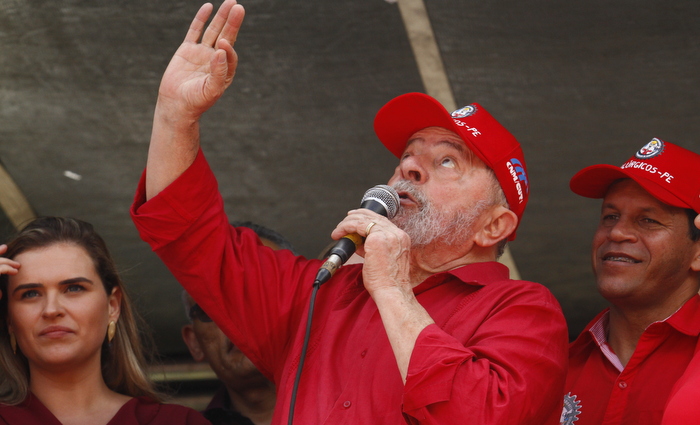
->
[0, 394, 210, 424]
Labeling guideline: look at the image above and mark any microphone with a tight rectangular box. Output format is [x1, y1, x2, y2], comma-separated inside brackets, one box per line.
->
[314, 185, 400, 286]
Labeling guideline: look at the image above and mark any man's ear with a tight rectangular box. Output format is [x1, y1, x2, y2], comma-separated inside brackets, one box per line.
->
[474, 206, 518, 248]
[690, 240, 700, 273]
[182, 324, 206, 362]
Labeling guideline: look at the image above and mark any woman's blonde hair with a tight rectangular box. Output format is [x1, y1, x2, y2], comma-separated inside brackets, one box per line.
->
[0, 217, 161, 405]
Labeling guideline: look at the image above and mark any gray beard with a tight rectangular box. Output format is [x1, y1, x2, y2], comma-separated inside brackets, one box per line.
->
[390, 180, 489, 247]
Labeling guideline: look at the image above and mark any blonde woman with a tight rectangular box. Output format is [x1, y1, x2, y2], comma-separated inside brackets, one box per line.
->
[0, 217, 209, 425]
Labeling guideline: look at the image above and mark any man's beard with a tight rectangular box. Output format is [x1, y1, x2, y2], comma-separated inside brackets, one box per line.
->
[390, 180, 490, 247]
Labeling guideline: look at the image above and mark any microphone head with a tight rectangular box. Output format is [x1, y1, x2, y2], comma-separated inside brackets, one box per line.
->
[361, 185, 400, 219]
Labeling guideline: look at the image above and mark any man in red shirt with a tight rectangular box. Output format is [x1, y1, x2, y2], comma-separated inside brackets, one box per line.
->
[132, 2, 568, 424]
[562, 139, 700, 425]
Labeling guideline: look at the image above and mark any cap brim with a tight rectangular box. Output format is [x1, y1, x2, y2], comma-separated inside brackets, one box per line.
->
[374, 93, 474, 158]
[570, 164, 691, 209]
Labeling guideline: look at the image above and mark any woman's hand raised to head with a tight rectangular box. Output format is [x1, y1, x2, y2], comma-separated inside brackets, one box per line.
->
[0, 244, 20, 277]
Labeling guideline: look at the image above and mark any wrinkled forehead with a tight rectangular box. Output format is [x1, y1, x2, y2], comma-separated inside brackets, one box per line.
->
[405, 126, 470, 154]
[404, 126, 487, 168]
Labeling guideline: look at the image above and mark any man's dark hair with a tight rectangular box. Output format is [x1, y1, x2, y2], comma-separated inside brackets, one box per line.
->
[231, 220, 297, 254]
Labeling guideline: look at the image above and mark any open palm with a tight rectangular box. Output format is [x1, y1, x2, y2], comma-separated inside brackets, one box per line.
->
[158, 1, 245, 118]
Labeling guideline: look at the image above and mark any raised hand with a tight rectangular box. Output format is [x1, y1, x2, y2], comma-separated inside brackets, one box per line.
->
[0, 244, 20, 277]
[145, 1, 245, 199]
[157, 0, 245, 120]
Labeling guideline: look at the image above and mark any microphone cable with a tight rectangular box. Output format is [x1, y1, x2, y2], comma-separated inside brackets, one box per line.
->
[286, 185, 398, 425]
[287, 278, 322, 425]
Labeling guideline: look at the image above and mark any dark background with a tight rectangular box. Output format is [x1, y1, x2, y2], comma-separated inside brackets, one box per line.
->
[1, 0, 699, 364]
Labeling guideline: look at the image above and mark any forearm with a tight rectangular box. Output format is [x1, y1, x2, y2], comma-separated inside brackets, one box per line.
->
[145, 100, 201, 200]
[371, 286, 435, 382]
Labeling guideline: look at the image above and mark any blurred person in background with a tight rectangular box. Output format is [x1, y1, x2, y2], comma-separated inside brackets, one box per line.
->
[181, 221, 295, 425]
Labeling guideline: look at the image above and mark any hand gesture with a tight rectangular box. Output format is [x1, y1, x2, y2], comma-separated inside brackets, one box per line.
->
[0, 244, 20, 299]
[330, 209, 413, 296]
[157, 0, 245, 120]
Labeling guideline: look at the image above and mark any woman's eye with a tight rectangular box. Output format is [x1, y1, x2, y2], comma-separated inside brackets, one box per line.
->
[20, 290, 40, 299]
[440, 157, 456, 168]
[66, 284, 85, 293]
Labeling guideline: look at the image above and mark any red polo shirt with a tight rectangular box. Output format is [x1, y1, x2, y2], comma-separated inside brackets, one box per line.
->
[131, 149, 569, 425]
[563, 295, 700, 425]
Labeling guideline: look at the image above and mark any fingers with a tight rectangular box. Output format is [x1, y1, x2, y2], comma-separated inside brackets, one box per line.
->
[216, 3, 245, 47]
[184, 3, 215, 44]
[0, 261, 20, 277]
[331, 210, 390, 240]
[0, 245, 20, 276]
[201, 0, 241, 47]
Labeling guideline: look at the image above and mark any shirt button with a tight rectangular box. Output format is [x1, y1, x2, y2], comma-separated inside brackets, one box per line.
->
[343, 401, 351, 408]
[618, 381, 628, 389]
[361, 350, 367, 358]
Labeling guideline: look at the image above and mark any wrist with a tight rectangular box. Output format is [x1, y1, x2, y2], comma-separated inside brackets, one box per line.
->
[154, 96, 202, 128]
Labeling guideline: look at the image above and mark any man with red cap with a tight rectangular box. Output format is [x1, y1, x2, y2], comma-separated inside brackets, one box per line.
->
[130, 2, 568, 424]
[562, 139, 700, 425]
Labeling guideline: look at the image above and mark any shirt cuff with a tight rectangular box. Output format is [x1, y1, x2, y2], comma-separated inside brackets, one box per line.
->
[403, 324, 466, 420]
[130, 148, 221, 250]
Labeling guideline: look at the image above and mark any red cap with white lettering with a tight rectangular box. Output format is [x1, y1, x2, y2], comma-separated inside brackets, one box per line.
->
[373, 93, 529, 240]
[570, 138, 700, 213]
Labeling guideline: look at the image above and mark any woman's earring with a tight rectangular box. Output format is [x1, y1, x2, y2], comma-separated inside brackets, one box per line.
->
[10, 332, 16, 355]
[107, 321, 116, 343]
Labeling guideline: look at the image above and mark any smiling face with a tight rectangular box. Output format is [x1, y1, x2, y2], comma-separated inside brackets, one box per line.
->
[387, 127, 502, 247]
[7, 243, 120, 372]
[592, 179, 700, 309]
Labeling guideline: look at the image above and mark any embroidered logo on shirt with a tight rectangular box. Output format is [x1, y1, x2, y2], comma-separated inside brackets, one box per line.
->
[560, 392, 582, 425]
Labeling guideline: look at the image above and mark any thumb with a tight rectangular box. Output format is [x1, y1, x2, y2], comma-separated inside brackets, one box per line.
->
[204, 49, 230, 100]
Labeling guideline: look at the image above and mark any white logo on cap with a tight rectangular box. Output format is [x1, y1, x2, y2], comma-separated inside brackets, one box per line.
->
[635, 138, 664, 159]
[451, 105, 477, 118]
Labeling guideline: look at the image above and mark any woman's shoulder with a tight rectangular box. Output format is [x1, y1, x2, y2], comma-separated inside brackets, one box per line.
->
[0, 396, 60, 425]
[110, 397, 210, 425]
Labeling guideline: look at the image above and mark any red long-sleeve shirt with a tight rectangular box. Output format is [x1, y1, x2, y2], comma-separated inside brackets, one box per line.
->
[131, 149, 568, 425]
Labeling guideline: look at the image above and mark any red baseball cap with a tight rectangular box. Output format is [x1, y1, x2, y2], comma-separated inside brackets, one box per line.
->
[373, 92, 529, 240]
[570, 138, 700, 213]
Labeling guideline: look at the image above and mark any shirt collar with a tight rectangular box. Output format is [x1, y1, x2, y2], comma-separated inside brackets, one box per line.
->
[664, 294, 700, 336]
[588, 311, 625, 372]
[582, 294, 700, 372]
[413, 261, 510, 295]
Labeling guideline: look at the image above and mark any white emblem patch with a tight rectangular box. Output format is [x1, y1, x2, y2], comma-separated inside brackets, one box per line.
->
[560, 392, 582, 425]
[451, 104, 477, 118]
[635, 138, 665, 159]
